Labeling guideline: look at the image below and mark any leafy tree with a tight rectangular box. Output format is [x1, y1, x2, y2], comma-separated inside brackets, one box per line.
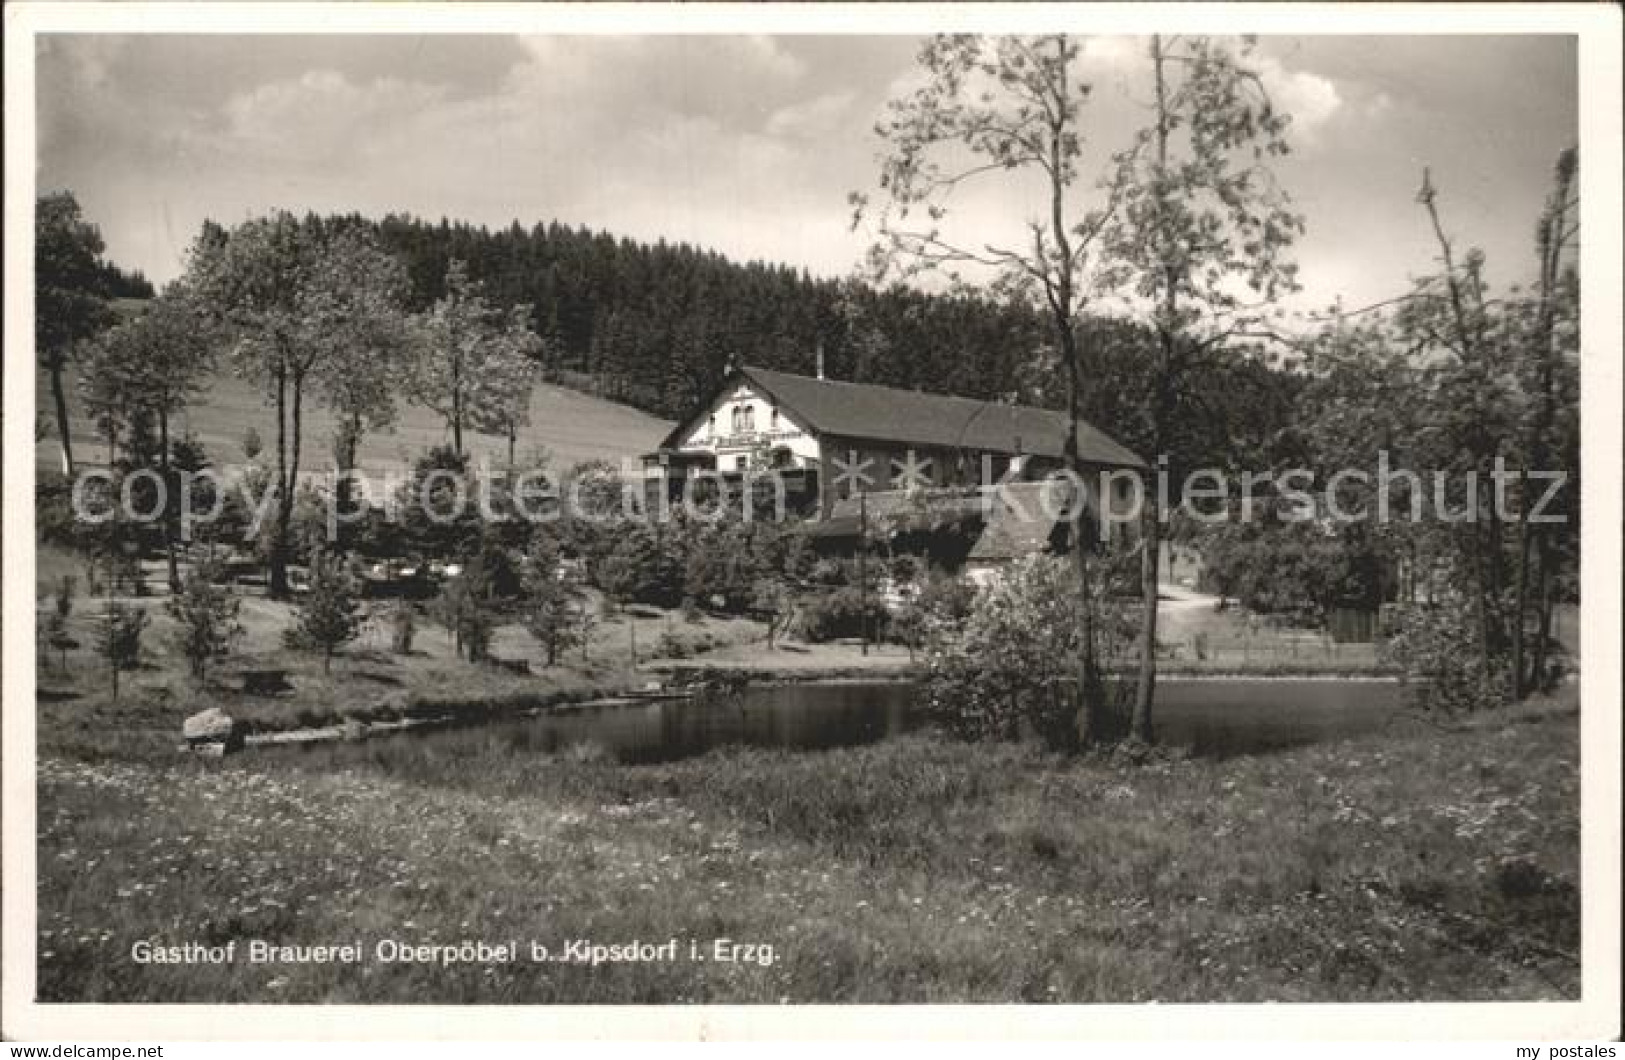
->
[594, 546, 641, 616]
[523, 536, 583, 667]
[682, 522, 758, 613]
[921, 554, 1135, 750]
[37, 191, 117, 476]
[184, 213, 410, 596]
[389, 599, 417, 655]
[409, 259, 542, 457]
[750, 576, 795, 650]
[165, 563, 244, 681]
[323, 309, 409, 544]
[1510, 149, 1579, 698]
[76, 292, 216, 590]
[1097, 35, 1303, 741]
[468, 312, 545, 470]
[289, 551, 363, 672]
[859, 35, 1220, 743]
[395, 446, 484, 560]
[42, 576, 78, 672]
[430, 568, 496, 663]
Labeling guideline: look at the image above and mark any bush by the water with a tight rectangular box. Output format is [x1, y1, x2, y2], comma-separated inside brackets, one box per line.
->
[920, 555, 1135, 749]
[1380, 590, 1511, 713]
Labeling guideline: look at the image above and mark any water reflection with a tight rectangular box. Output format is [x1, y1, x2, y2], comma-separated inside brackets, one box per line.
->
[340, 679, 1403, 764]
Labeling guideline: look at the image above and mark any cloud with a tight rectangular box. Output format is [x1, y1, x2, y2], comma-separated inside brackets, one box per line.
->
[34, 33, 1578, 318]
[1253, 55, 1343, 145]
[766, 91, 856, 139]
[221, 72, 450, 164]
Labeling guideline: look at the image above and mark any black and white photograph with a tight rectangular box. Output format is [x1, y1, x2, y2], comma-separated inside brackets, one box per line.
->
[3, 1, 1620, 1042]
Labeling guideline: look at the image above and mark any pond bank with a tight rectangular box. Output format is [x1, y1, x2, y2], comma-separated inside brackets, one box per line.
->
[40, 688, 1580, 1003]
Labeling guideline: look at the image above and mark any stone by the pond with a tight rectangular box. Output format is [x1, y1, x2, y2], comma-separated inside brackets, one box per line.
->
[183, 707, 244, 752]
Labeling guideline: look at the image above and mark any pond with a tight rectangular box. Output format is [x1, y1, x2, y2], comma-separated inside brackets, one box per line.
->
[319, 677, 1408, 764]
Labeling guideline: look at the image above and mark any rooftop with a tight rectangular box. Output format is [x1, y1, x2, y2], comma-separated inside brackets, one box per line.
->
[657, 366, 1146, 470]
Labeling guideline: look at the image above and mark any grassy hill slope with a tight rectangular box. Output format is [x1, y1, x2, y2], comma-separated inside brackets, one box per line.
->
[35, 363, 673, 480]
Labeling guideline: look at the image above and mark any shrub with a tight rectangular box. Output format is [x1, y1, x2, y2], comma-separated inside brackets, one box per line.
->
[523, 538, 583, 668]
[656, 630, 692, 659]
[750, 576, 795, 648]
[799, 587, 890, 644]
[431, 574, 496, 663]
[682, 522, 761, 613]
[36, 470, 82, 550]
[165, 562, 244, 680]
[919, 555, 1134, 750]
[915, 571, 978, 625]
[389, 600, 417, 655]
[1380, 593, 1510, 713]
[97, 601, 149, 700]
[589, 522, 684, 610]
[288, 551, 363, 671]
[41, 579, 78, 673]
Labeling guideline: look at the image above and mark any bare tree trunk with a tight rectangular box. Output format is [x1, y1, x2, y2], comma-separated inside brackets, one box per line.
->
[159, 409, 179, 593]
[1133, 34, 1175, 745]
[50, 359, 75, 477]
[1133, 489, 1161, 741]
[1028, 36, 1101, 748]
[1512, 472, 1533, 697]
[1418, 172, 1499, 689]
[451, 356, 464, 457]
[274, 370, 307, 599]
[270, 363, 291, 598]
[1530, 535, 1555, 690]
[1514, 151, 1575, 699]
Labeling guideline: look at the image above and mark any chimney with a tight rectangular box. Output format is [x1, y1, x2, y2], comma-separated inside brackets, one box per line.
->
[815, 341, 826, 380]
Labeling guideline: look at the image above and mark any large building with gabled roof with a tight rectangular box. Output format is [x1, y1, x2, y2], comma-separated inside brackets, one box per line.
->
[641, 364, 1145, 536]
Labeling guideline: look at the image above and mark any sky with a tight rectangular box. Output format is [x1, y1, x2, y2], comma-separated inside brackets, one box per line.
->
[36, 32, 1578, 319]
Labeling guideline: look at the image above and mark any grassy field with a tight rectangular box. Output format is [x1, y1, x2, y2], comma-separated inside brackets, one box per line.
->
[35, 673, 1579, 1003]
[34, 562, 767, 753]
[35, 362, 672, 478]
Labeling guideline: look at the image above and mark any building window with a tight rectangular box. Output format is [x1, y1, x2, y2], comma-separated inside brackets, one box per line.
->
[769, 407, 779, 430]
[707, 414, 715, 437]
[731, 404, 756, 435]
[735, 455, 749, 471]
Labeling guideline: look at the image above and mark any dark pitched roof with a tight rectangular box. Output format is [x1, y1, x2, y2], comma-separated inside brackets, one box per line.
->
[808, 482, 1079, 561]
[658, 366, 1145, 469]
[965, 481, 1073, 561]
[811, 488, 989, 539]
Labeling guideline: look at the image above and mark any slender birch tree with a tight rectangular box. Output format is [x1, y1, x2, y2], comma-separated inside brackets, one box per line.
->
[76, 290, 216, 591]
[184, 214, 410, 596]
[1099, 34, 1302, 742]
[859, 34, 1302, 744]
[37, 192, 116, 477]
[857, 35, 1122, 744]
[410, 260, 542, 461]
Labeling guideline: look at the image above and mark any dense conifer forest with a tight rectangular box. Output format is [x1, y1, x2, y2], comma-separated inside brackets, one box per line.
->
[317, 213, 1052, 420]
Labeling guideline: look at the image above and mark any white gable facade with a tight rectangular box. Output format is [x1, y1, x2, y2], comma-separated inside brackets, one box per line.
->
[674, 380, 824, 472]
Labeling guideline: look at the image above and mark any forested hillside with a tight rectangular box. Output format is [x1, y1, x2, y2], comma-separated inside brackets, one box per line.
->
[312, 214, 1051, 420]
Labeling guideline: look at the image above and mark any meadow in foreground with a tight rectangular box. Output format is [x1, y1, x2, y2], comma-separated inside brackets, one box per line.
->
[36, 687, 1578, 1003]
